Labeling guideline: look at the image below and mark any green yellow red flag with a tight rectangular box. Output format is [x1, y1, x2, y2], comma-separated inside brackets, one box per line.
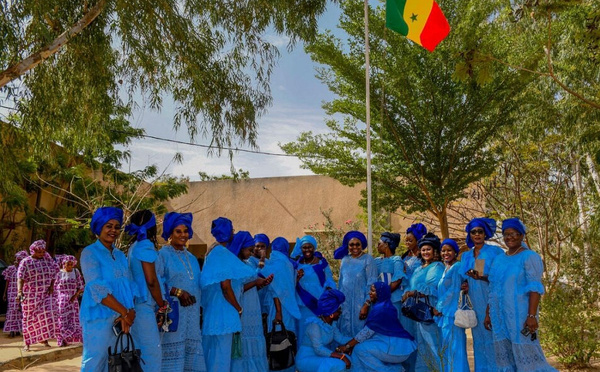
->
[386, 0, 450, 52]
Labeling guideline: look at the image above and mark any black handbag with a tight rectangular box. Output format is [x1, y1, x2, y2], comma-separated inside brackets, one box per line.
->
[401, 294, 435, 324]
[108, 331, 144, 372]
[267, 320, 297, 371]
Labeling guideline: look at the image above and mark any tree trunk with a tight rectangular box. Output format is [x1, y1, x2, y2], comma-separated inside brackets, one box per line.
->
[573, 155, 591, 275]
[585, 153, 600, 197]
[0, 0, 106, 88]
[436, 205, 450, 239]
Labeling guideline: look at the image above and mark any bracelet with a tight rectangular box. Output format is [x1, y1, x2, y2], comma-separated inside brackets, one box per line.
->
[123, 308, 130, 320]
[176, 288, 183, 297]
[364, 300, 371, 306]
[238, 307, 243, 316]
[527, 314, 536, 318]
[340, 354, 346, 361]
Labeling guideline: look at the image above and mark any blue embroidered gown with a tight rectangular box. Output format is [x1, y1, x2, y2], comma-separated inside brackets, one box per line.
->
[404, 261, 445, 372]
[351, 326, 417, 372]
[337, 254, 378, 338]
[460, 243, 504, 371]
[400, 254, 422, 372]
[201, 245, 255, 372]
[436, 261, 469, 372]
[159, 245, 206, 371]
[230, 261, 269, 372]
[80, 240, 137, 372]
[488, 249, 557, 372]
[128, 240, 163, 370]
[296, 317, 350, 372]
[374, 256, 407, 314]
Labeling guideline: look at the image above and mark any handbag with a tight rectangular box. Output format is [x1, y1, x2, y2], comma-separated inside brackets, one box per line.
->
[401, 294, 435, 323]
[108, 331, 144, 372]
[454, 291, 477, 329]
[267, 320, 297, 371]
[158, 284, 179, 332]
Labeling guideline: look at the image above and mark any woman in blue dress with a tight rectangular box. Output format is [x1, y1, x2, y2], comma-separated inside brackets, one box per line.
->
[461, 217, 503, 371]
[334, 231, 378, 338]
[485, 218, 557, 372]
[296, 289, 352, 372]
[338, 282, 416, 372]
[294, 235, 337, 343]
[231, 231, 273, 372]
[125, 210, 168, 370]
[374, 232, 406, 315]
[159, 212, 206, 371]
[435, 239, 469, 372]
[402, 232, 445, 372]
[80, 207, 137, 372]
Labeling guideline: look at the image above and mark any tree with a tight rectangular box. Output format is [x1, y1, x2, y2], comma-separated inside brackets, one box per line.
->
[282, 0, 529, 237]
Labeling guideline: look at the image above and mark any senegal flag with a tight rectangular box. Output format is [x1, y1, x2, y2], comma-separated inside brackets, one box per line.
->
[386, 0, 450, 52]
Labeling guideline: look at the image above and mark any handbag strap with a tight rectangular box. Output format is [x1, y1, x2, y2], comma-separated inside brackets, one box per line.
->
[458, 291, 474, 310]
[112, 331, 136, 354]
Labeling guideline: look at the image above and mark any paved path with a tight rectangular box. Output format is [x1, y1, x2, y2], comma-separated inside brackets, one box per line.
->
[0, 335, 81, 372]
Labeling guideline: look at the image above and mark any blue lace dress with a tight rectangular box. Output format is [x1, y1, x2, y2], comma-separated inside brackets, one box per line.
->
[374, 256, 407, 315]
[488, 249, 557, 372]
[296, 317, 351, 372]
[337, 254, 378, 338]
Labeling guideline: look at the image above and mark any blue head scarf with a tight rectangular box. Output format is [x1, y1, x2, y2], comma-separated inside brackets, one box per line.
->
[211, 217, 233, 243]
[228, 231, 255, 257]
[90, 207, 123, 236]
[465, 217, 497, 248]
[502, 218, 526, 235]
[254, 233, 270, 247]
[406, 223, 427, 242]
[380, 232, 401, 254]
[366, 282, 414, 340]
[333, 231, 368, 259]
[291, 235, 318, 258]
[317, 289, 346, 317]
[125, 213, 156, 242]
[162, 212, 194, 241]
[271, 237, 290, 256]
[441, 238, 460, 254]
[418, 232, 441, 251]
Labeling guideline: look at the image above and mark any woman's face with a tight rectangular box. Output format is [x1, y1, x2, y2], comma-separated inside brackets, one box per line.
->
[405, 233, 418, 250]
[64, 261, 74, 272]
[254, 242, 267, 258]
[170, 224, 189, 249]
[301, 243, 315, 260]
[348, 238, 363, 258]
[377, 240, 388, 254]
[503, 228, 523, 250]
[239, 246, 253, 260]
[469, 227, 486, 245]
[369, 284, 378, 302]
[31, 250, 45, 259]
[331, 307, 342, 321]
[440, 245, 457, 264]
[99, 219, 121, 246]
[420, 245, 435, 263]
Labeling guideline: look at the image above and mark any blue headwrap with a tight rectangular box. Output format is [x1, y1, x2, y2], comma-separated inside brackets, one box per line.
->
[366, 282, 414, 340]
[406, 223, 427, 242]
[380, 232, 401, 253]
[254, 233, 270, 247]
[90, 207, 123, 236]
[502, 218, 526, 235]
[441, 238, 460, 254]
[211, 217, 233, 243]
[271, 237, 290, 256]
[418, 232, 441, 251]
[291, 235, 318, 258]
[465, 217, 497, 248]
[228, 231, 255, 257]
[125, 213, 156, 242]
[162, 212, 194, 241]
[333, 231, 368, 259]
[317, 289, 346, 317]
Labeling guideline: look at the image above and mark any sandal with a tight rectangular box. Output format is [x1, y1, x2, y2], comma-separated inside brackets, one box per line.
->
[41, 341, 51, 347]
[23, 345, 30, 352]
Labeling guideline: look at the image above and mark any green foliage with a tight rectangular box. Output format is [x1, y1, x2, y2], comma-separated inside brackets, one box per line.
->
[198, 168, 251, 182]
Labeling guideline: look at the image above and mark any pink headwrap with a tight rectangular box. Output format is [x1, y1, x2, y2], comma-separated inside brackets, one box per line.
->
[62, 255, 77, 267]
[15, 250, 29, 262]
[29, 240, 47, 255]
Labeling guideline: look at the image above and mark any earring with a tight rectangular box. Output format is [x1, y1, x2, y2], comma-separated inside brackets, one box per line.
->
[329, 314, 334, 319]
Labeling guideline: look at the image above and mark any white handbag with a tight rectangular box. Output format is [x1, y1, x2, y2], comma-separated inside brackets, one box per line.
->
[454, 291, 478, 329]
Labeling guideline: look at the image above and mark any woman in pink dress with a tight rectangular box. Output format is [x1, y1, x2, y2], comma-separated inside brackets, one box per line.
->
[2, 250, 28, 337]
[16, 240, 59, 351]
[54, 255, 84, 346]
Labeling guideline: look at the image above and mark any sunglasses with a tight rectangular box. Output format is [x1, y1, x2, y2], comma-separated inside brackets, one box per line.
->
[470, 229, 485, 235]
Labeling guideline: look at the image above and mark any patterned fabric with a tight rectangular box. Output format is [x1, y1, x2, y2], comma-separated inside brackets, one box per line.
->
[3, 265, 22, 333]
[17, 256, 59, 345]
[54, 269, 84, 345]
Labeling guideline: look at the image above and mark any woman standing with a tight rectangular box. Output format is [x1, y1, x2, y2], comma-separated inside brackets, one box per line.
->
[54, 255, 84, 347]
[159, 212, 206, 371]
[3, 250, 28, 337]
[80, 207, 137, 371]
[126, 210, 168, 370]
[296, 289, 352, 372]
[294, 235, 336, 343]
[402, 232, 445, 372]
[486, 218, 557, 371]
[334, 231, 377, 338]
[374, 232, 406, 315]
[16, 240, 59, 351]
[461, 217, 503, 371]
[435, 239, 469, 372]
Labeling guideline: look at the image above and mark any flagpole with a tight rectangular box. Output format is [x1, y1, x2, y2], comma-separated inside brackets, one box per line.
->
[364, 0, 373, 254]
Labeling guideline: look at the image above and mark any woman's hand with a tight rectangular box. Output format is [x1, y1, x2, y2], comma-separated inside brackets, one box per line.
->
[402, 291, 416, 302]
[15, 292, 23, 303]
[460, 280, 469, 294]
[177, 289, 195, 307]
[524, 316, 538, 333]
[296, 269, 305, 283]
[432, 308, 442, 317]
[484, 313, 492, 331]
[46, 286, 54, 296]
[331, 352, 351, 369]
[359, 303, 370, 320]
[256, 274, 274, 289]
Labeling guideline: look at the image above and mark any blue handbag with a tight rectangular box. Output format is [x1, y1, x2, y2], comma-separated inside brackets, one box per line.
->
[401, 294, 435, 324]
[158, 284, 179, 332]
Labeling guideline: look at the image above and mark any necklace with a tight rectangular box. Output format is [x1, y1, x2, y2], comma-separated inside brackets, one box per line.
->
[506, 246, 524, 256]
[173, 247, 194, 280]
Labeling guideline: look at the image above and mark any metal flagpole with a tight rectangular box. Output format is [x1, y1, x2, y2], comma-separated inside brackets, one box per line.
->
[364, 0, 373, 254]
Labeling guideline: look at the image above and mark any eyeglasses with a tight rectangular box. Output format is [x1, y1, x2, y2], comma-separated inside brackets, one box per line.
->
[503, 232, 522, 239]
[348, 243, 362, 247]
[470, 229, 485, 235]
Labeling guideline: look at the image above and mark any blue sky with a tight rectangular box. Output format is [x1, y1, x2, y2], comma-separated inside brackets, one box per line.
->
[123, 5, 345, 180]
